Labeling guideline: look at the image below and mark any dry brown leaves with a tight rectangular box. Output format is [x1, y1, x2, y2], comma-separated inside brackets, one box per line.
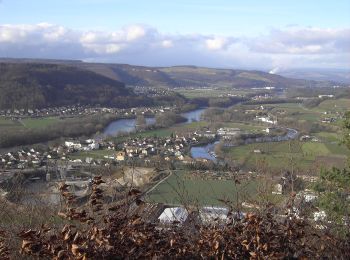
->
[0, 229, 10, 260]
[8, 176, 349, 259]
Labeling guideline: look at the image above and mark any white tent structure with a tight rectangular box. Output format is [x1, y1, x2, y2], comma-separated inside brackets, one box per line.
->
[158, 207, 188, 224]
[199, 206, 229, 224]
[199, 207, 245, 224]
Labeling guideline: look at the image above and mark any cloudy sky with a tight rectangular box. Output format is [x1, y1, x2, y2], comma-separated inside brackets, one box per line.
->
[0, 0, 349, 71]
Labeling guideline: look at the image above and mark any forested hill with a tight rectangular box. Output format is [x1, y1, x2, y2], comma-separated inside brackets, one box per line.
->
[0, 63, 138, 109]
[0, 59, 340, 109]
[76, 63, 337, 89]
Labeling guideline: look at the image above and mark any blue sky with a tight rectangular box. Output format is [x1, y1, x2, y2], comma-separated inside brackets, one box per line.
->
[0, 0, 349, 70]
[1, 0, 349, 34]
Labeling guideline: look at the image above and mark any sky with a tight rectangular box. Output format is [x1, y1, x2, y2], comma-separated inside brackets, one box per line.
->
[0, 0, 349, 71]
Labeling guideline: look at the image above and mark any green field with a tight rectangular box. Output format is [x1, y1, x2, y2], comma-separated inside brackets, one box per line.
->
[315, 132, 340, 142]
[0, 117, 60, 130]
[317, 98, 350, 111]
[175, 88, 256, 99]
[263, 100, 348, 143]
[0, 118, 23, 129]
[20, 117, 59, 129]
[225, 140, 349, 172]
[69, 149, 116, 160]
[267, 103, 325, 122]
[222, 122, 265, 131]
[146, 171, 259, 206]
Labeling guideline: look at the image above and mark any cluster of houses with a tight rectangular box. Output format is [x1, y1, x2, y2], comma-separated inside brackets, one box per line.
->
[115, 135, 199, 162]
[0, 105, 98, 118]
[217, 127, 243, 139]
[0, 137, 115, 170]
[0, 104, 178, 120]
[251, 93, 273, 101]
[0, 148, 48, 169]
[193, 129, 216, 139]
[299, 135, 319, 142]
[321, 117, 337, 123]
[133, 86, 172, 97]
[0, 129, 214, 171]
[65, 139, 100, 151]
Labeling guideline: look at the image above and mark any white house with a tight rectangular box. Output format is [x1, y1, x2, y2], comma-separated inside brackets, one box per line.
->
[116, 151, 125, 161]
[88, 142, 100, 150]
[65, 141, 82, 149]
[256, 116, 277, 125]
[265, 127, 278, 134]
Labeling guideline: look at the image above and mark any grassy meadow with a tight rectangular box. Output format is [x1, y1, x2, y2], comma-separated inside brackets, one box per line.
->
[146, 171, 260, 206]
[225, 140, 349, 172]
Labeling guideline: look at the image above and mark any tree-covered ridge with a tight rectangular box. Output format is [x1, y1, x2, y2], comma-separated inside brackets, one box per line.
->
[80, 63, 338, 89]
[0, 63, 133, 109]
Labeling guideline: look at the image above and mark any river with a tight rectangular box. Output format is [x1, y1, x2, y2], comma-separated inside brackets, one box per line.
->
[190, 128, 299, 162]
[102, 108, 207, 136]
[102, 109, 299, 162]
[103, 117, 156, 136]
[190, 141, 219, 162]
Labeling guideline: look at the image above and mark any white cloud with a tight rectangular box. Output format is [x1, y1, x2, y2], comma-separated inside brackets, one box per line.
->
[125, 25, 146, 41]
[248, 27, 350, 54]
[161, 40, 173, 48]
[205, 37, 229, 50]
[0, 23, 349, 70]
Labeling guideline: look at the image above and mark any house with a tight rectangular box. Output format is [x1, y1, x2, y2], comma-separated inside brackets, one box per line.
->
[158, 207, 188, 224]
[300, 135, 311, 141]
[65, 141, 82, 150]
[265, 127, 277, 134]
[321, 117, 336, 123]
[217, 128, 241, 137]
[256, 116, 277, 125]
[318, 94, 334, 98]
[314, 211, 327, 221]
[272, 184, 283, 194]
[88, 142, 100, 150]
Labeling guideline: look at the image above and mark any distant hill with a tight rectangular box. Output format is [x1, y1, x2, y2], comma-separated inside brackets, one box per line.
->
[0, 59, 342, 109]
[0, 63, 135, 109]
[279, 68, 350, 84]
[68, 63, 338, 89]
[0, 58, 340, 90]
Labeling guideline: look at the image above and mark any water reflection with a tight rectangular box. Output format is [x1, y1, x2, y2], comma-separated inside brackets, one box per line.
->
[102, 108, 207, 136]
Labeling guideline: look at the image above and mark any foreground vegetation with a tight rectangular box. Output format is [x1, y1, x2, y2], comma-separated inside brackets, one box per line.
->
[0, 176, 349, 259]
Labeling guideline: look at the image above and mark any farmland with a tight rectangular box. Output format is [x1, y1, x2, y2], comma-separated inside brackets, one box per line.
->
[146, 171, 260, 206]
[69, 149, 116, 160]
[20, 117, 59, 129]
[225, 140, 349, 172]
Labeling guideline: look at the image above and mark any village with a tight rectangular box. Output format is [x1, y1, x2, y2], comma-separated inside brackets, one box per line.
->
[0, 104, 179, 119]
[0, 96, 348, 237]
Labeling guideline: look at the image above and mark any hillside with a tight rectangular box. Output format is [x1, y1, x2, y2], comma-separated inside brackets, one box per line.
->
[75, 63, 337, 89]
[0, 59, 340, 110]
[279, 68, 350, 84]
[0, 63, 136, 109]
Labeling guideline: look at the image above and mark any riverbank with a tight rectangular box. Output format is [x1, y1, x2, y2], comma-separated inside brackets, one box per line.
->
[101, 107, 208, 137]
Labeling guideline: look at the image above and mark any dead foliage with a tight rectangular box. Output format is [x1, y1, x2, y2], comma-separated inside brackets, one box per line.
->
[0, 229, 10, 260]
[1, 176, 349, 259]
